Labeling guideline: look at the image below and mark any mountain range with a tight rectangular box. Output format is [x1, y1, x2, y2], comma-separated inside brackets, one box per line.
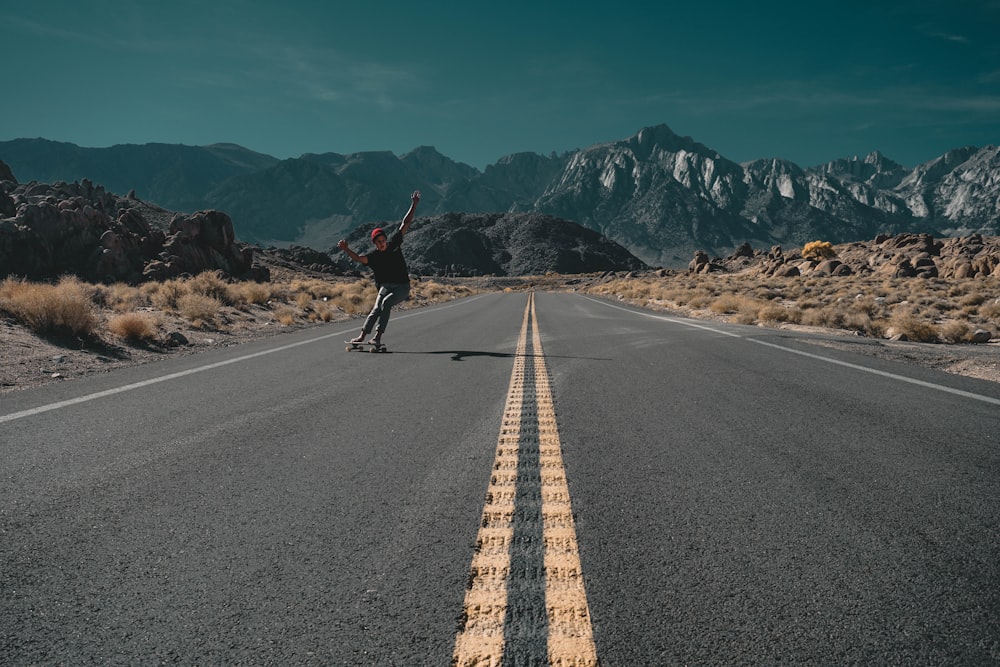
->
[1, 125, 997, 268]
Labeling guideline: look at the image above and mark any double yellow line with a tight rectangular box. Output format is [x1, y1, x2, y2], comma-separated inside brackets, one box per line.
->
[453, 293, 598, 666]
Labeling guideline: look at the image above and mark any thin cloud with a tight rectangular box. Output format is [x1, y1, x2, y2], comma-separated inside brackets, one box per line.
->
[927, 30, 971, 44]
[268, 46, 420, 110]
[635, 80, 1000, 116]
[1, 13, 109, 48]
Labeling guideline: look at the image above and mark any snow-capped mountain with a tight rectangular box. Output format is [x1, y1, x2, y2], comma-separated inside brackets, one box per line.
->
[2, 126, 997, 267]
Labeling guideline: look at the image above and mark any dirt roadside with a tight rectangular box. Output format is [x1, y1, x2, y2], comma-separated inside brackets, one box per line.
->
[3, 293, 998, 396]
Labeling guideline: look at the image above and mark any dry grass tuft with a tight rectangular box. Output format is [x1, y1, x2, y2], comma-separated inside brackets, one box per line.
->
[188, 271, 238, 305]
[177, 293, 221, 323]
[274, 306, 297, 325]
[886, 308, 940, 343]
[0, 276, 98, 337]
[95, 282, 146, 312]
[1, 273, 482, 365]
[141, 278, 188, 311]
[296, 292, 314, 310]
[237, 282, 272, 305]
[981, 299, 1000, 324]
[107, 312, 160, 342]
[583, 272, 1000, 345]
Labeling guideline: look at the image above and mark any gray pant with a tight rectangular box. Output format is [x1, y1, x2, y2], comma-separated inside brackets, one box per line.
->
[362, 282, 410, 335]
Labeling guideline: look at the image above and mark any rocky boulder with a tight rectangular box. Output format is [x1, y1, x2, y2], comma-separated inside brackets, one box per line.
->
[0, 178, 264, 283]
[701, 232, 1000, 281]
[0, 159, 15, 185]
[0, 160, 18, 218]
[143, 210, 254, 281]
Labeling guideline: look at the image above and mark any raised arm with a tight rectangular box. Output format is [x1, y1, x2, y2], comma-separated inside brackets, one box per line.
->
[398, 190, 421, 236]
[337, 239, 368, 265]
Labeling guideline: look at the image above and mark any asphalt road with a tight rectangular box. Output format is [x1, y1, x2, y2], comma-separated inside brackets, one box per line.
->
[2, 291, 999, 665]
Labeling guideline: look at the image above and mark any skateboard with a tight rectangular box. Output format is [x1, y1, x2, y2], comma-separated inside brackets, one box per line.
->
[345, 340, 388, 353]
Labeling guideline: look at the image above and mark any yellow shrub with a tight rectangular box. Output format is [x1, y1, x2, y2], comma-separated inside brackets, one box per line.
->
[177, 293, 221, 322]
[107, 312, 159, 342]
[296, 292, 313, 309]
[188, 271, 237, 305]
[0, 277, 98, 337]
[142, 279, 189, 311]
[236, 282, 272, 305]
[802, 241, 836, 261]
[888, 309, 939, 342]
[940, 320, 970, 344]
[274, 306, 297, 325]
[709, 294, 763, 318]
[96, 282, 145, 312]
[981, 300, 1000, 324]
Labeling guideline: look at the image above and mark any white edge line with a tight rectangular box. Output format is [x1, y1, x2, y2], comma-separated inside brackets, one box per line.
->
[580, 295, 1000, 407]
[0, 295, 488, 424]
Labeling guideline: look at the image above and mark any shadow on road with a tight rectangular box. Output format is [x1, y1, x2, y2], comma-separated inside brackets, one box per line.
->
[395, 350, 611, 362]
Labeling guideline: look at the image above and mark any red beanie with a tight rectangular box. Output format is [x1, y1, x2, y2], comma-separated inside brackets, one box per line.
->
[371, 227, 386, 243]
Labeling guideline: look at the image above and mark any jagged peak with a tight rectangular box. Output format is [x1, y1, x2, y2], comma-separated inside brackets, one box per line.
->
[567, 123, 727, 166]
[742, 156, 804, 172]
[627, 123, 705, 156]
[402, 145, 446, 159]
[863, 150, 903, 170]
[811, 150, 909, 187]
[915, 145, 979, 170]
[634, 123, 679, 143]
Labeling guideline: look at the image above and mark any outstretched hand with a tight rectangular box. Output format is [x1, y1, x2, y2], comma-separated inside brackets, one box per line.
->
[411, 190, 421, 204]
[337, 239, 349, 251]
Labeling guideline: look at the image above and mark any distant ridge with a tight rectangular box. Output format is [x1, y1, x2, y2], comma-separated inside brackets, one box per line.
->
[2, 127, 997, 267]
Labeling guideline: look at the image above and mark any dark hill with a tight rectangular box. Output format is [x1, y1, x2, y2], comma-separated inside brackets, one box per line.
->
[333, 212, 648, 277]
[0, 139, 278, 211]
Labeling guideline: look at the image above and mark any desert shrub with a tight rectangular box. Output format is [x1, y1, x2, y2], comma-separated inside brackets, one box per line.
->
[177, 293, 221, 323]
[237, 281, 272, 305]
[289, 279, 339, 301]
[802, 241, 836, 261]
[980, 299, 1000, 324]
[686, 293, 715, 309]
[940, 320, 971, 344]
[296, 292, 314, 310]
[274, 306, 297, 325]
[314, 303, 334, 322]
[95, 282, 146, 312]
[757, 304, 797, 324]
[0, 277, 98, 337]
[142, 279, 189, 311]
[107, 312, 159, 342]
[958, 292, 987, 308]
[850, 295, 882, 317]
[188, 271, 237, 305]
[797, 298, 822, 310]
[801, 305, 871, 333]
[418, 280, 448, 301]
[888, 309, 939, 343]
[328, 282, 376, 315]
[710, 294, 758, 317]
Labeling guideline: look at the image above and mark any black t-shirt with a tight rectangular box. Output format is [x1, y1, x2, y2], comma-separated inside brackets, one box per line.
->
[366, 230, 409, 285]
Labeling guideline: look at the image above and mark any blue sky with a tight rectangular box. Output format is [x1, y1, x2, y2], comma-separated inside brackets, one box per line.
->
[2, 0, 998, 169]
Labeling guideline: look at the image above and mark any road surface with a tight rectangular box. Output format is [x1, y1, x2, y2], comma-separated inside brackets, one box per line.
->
[2, 291, 999, 665]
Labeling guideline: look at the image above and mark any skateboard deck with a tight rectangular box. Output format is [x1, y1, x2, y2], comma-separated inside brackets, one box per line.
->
[345, 340, 388, 353]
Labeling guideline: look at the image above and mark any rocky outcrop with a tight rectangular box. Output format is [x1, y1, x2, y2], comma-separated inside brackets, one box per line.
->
[141, 209, 257, 281]
[0, 173, 265, 283]
[691, 233, 1000, 281]
[332, 211, 648, 277]
[0, 160, 16, 218]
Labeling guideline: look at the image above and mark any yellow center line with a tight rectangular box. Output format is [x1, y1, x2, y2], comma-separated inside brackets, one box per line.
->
[453, 292, 598, 667]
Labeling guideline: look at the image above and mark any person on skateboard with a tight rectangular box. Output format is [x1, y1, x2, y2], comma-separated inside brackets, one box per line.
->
[337, 190, 421, 348]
